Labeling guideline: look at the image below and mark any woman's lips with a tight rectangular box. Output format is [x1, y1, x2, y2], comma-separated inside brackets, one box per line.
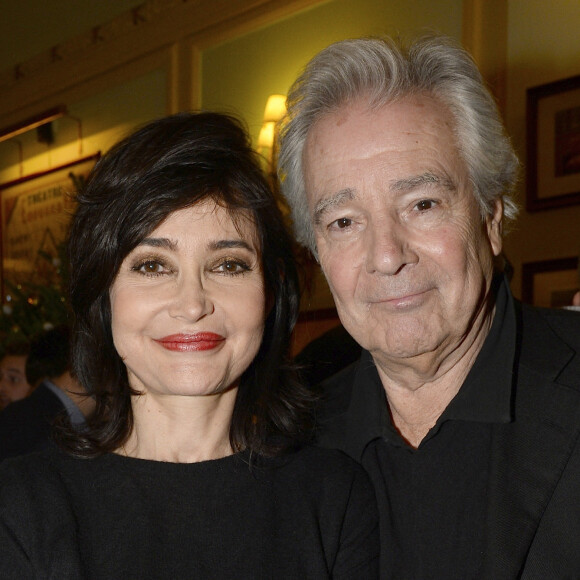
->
[154, 333, 225, 352]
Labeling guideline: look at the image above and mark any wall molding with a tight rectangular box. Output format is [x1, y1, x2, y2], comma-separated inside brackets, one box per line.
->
[0, 0, 328, 128]
[0, 0, 505, 128]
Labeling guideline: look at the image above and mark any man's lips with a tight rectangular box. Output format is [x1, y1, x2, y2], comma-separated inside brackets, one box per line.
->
[154, 333, 225, 352]
[369, 288, 431, 306]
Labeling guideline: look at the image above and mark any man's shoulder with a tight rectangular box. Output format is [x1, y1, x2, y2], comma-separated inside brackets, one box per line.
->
[518, 303, 580, 385]
[0, 383, 66, 459]
[522, 302, 580, 339]
[1, 382, 64, 417]
[512, 303, 580, 438]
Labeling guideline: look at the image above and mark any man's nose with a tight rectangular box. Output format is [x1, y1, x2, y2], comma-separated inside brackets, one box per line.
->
[365, 220, 416, 276]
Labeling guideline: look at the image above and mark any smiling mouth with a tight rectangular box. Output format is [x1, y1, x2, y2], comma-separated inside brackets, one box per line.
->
[154, 333, 225, 352]
[371, 289, 431, 307]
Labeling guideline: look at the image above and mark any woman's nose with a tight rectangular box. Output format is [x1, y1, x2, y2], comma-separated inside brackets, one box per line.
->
[167, 276, 215, 321]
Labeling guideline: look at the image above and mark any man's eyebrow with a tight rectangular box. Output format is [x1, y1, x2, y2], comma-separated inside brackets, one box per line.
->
[313, 188, 355, 225]
[389, 172, 455, 192]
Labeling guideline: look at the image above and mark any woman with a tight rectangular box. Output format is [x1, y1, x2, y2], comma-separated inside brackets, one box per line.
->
[0, 112, 378, 578]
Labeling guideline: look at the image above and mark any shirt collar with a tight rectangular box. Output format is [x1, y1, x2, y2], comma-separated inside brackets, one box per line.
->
[43, 379, 86, 426]
[343, 274, 516, 459]
[439, 274, 515, 425]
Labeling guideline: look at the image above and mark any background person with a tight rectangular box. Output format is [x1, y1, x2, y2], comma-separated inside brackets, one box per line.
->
[0, 112, 378, 578]
[278, 34, 580, 579]
[0, 324, 94, 461]
[0, 341, 32, 410]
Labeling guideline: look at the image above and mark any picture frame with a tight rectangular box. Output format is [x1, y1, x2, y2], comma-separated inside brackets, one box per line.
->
[521, 257, 579, 307]
[526, 74, 580, 211]
[0, 154, 100, 298]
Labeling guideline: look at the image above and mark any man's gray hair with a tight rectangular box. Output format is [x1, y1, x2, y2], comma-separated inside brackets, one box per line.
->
[278, 35, 520, 253]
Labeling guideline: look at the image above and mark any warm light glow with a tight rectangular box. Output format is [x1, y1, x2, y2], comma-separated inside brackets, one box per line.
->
[0, 105, 67, 144]
[258, 122, 276, 148]
[263, 94, 286, 123]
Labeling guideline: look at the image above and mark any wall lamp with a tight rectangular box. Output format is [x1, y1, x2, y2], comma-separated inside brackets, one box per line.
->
[0, 105, 68, 144]
[258, 94, 286, 152]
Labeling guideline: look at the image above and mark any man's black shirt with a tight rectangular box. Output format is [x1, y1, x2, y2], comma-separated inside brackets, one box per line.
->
[317, 276, 516, 579]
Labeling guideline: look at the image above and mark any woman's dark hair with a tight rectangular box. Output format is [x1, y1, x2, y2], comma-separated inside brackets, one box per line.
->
[59, 111, 313, 458]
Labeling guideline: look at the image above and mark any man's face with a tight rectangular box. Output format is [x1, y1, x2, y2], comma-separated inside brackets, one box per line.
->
[303, 95, 502, 371]
[0, 354, 30, 408]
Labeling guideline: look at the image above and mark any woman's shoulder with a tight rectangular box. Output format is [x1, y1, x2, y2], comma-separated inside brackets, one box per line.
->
[1, 448, 60, 478]
[0, 449, 76, 501]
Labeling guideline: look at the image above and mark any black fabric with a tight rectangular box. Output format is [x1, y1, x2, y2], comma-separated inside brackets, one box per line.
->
[0, 381, 66, 461]
[296, 324, 362, 387]
[316, 277, 580, 579]
[0, 445, 379, 579]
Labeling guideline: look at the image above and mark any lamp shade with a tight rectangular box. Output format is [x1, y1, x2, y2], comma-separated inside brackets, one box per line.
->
[263, 94, 286, 123]
[258, 122, 275, 148]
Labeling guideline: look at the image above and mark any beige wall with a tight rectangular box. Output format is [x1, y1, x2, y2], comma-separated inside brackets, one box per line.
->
[202, 0, 462, 146]
[503, 0, 580, 298]
[0, 0, 578, 303]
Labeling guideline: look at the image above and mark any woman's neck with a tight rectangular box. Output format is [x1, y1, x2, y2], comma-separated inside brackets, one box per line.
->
[119, 387, 238, 463]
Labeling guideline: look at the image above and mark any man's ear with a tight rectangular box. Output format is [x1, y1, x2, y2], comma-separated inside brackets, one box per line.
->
[487, 198, 503, 257]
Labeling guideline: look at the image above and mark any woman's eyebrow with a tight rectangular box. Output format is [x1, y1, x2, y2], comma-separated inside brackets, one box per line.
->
[209, 239, 256, 253]
[138, 237, 177, 251]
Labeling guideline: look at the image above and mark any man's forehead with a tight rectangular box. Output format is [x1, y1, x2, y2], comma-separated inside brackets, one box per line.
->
[303, 95, 462, 192]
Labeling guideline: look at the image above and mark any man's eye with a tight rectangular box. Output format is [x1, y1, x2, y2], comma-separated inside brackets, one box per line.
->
[415, 199, 436, 211]
[333, 217, 352, 229]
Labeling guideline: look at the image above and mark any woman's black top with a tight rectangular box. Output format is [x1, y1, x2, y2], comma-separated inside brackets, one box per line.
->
[0, 445, 378, 579]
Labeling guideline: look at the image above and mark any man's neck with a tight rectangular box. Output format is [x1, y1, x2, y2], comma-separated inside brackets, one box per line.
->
[374, 304, 496, 448]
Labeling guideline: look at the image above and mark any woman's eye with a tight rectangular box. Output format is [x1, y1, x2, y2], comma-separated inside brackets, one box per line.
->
[133, 260, 168, 276]
[216, 260, 249, 275]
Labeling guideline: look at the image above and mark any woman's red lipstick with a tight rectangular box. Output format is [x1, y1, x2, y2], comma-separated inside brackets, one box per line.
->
[155, 333, 225, 352]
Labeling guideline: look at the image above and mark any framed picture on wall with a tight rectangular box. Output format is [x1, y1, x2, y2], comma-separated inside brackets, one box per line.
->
[527, 74, 580, 211]
[0, 154, 100, 299]
[521, 257, 579, 307]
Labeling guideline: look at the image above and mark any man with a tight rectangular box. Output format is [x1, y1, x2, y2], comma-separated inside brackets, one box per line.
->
[0, 325, 94, 461]
[278, 35, 580, 579]
[0, 341, 32, 410]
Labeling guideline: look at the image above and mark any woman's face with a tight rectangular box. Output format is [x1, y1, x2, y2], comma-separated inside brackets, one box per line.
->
[109, 202, 267, 400]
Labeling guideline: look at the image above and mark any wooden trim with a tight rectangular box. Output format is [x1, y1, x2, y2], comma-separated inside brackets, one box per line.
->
[462, 0, 508, 114]
[0, 153, 100, 192]
[0, 0, 327, 128]
[521, 257, 579, 305]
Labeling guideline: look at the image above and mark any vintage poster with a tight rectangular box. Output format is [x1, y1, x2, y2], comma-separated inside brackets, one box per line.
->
[0, 155, 99, 296]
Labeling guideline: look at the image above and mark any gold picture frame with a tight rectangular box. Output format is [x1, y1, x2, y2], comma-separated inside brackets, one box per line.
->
[527, 74, 580, 211]
[521, 257, 579, 307]
[0, 154, 99, 298]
